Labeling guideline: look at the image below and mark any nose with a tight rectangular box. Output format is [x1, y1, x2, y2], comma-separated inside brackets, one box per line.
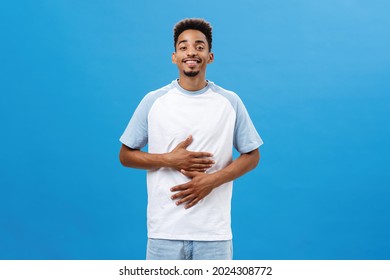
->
[186, 47, 197, 56]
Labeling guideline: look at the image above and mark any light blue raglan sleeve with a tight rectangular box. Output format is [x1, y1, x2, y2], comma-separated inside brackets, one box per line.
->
[212, 83, 263, 153]
[233, 96, 263, 153]
[119, 92, 156, 149]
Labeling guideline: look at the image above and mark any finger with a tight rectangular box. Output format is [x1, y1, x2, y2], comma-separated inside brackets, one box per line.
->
[187, 163, 213, 170]
[186, 168, 207, 173]
[175, 193, 195, 206]
[171, 188, 192, 200]
[182, 135, 193, 148]
[185, 197, 200, 209]
[180, 169, 199, 178]
[170, 182, 190, 192]
[191, 158, 215, 165]
[191, 151, 213, 158]
[175, 135, 192, 149]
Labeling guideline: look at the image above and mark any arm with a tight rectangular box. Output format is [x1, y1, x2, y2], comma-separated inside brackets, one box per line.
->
[119, 135, 215, 172]
[170, 148, 260, 209]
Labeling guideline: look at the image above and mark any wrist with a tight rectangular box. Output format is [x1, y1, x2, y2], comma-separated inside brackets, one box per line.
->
[160, 153, 173, 168]
[208, 171, 226, 189]
[208, 171, 224, 189]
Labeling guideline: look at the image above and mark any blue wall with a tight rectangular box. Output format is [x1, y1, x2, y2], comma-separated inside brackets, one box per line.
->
[1, 0, 389, 259]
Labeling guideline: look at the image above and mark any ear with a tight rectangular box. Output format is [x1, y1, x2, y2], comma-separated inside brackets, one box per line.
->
[208, 52, 214, 64]
[172, 52, 177, 64]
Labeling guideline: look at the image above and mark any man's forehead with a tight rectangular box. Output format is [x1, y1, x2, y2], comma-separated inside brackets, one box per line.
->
[177, 29, 207, 43]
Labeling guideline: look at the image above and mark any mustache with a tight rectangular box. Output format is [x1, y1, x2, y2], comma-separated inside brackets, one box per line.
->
[183, 57, 201, 62]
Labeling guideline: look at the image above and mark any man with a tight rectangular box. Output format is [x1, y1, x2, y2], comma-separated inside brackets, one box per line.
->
[119, 18, 263, 260]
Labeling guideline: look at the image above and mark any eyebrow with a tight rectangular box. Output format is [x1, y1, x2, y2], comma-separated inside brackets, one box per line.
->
[177, 39, 206, 45]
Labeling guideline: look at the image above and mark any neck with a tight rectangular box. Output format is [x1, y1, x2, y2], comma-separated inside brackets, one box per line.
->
[178, 74, 207, 91]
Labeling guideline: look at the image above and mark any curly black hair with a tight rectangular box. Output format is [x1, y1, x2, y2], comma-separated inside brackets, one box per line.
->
[173, 18, 213, 51]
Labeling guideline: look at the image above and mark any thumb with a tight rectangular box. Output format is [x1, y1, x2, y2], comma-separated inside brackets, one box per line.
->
[181, 135, 193, 149]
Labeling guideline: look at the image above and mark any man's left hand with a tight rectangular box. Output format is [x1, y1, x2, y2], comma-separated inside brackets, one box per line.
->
[170, 170, 217, 209]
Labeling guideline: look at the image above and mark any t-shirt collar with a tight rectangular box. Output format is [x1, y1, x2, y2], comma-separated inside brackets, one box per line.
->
[173, 79, 210, 95]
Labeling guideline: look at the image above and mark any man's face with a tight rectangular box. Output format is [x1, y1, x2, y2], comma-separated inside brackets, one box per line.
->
[172, 29, 214, 78]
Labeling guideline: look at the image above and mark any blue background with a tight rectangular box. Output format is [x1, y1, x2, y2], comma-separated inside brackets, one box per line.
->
[1, 0, 389, 260]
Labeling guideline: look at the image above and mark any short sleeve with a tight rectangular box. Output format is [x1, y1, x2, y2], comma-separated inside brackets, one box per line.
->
[119, 83, 173, 149]
[233, 96, 263, 153]
[119, 95, 151, 149]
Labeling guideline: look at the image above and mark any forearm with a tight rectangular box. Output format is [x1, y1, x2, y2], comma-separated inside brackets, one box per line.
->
[119, 144, 170, 170]
[171, 148, 260, 209]
[211, 148, 260, 187]
[119, 139, 214, 171]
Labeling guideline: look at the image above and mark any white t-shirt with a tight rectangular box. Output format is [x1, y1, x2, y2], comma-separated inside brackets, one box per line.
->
[120, 80, 263, 241]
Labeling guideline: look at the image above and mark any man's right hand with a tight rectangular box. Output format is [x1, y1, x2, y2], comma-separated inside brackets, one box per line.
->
[165, 135, 214, 172]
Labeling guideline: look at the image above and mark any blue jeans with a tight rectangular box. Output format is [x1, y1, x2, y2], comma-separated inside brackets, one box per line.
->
[146, 238, 233, 260]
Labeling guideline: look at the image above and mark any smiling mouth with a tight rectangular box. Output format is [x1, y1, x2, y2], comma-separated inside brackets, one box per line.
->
[183, 58, 201, 67]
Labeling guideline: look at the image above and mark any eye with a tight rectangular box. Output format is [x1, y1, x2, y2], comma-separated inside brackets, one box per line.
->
[196, 45, 205, 51]
[179, 46, 187, 51]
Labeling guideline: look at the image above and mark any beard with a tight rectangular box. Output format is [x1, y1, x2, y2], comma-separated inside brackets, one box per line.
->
[183, 70, 200, 77]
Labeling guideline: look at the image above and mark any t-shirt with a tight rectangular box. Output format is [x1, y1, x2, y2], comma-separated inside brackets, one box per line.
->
[120, 80, 263, 241]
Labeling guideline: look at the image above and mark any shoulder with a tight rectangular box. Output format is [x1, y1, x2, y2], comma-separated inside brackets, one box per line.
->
[209, 82, 237, 97]
[137, 82, 176, 111]
[144, 82, 175, 101]
[209, 82, 243, 108]
[131, 82, 175, 117]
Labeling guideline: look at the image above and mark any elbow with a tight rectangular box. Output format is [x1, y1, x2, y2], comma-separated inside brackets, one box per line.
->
[119, 150, 126, 166]
[119, 144, 140, 168]
[119, 145, 130, 167]
[249, 148, 260, 170]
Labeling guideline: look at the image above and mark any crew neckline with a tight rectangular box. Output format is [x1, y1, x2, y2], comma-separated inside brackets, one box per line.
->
[173, 79, 211, 95]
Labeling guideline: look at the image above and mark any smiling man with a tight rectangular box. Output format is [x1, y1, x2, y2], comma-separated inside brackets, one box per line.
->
[119, 18, 263, 260]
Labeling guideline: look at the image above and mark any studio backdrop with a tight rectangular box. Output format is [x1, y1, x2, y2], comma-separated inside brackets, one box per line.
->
[0, 0, 389, 259]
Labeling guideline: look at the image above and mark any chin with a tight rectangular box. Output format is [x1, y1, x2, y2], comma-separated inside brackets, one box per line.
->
[183, 70, 200, 77]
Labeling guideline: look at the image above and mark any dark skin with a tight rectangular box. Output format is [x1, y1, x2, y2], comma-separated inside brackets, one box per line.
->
[119, 135, 214, 172]
[170, 149, 259, 209]
[120, 29, 260, 209]
[171, 29, 214, 91]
